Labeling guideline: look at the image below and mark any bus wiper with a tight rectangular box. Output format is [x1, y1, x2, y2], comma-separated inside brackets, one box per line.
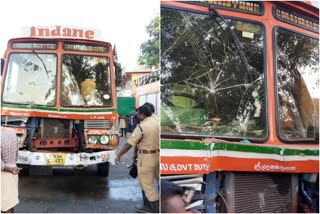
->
[32, 50, 49, 78]
[209, 5, 250, 74]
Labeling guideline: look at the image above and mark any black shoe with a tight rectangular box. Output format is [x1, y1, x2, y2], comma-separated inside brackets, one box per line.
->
[149, 200, 159, 213]
[135, 204, 153, 213]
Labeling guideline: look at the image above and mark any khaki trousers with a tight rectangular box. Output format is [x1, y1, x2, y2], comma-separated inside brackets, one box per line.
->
[137, 152, 159, 202]
[1, 171, 19, 212]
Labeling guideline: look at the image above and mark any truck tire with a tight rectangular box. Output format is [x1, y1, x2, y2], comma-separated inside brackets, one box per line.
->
[97, 162, 109, 177]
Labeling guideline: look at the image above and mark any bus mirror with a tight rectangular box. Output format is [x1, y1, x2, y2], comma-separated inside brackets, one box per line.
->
[115, 62, 122, 87]
[1, 58, 4, 75]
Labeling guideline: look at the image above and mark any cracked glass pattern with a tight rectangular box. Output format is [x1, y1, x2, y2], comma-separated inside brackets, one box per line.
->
[61, 55, 112, 107]
[3, 53, 57, 106]
[161, 8, 266, 139]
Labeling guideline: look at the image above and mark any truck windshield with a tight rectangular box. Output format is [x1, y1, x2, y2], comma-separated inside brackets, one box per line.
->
[61, 55, 112, 106]
[2, 53, 57, 106]
[275, 28, 319, 141]
[161, 8, 266, 139]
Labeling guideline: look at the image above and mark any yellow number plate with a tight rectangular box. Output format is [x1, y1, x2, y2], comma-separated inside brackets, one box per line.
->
[45, 154, 66, 166]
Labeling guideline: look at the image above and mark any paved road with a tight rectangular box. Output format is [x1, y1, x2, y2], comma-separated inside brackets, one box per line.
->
[15, 134, 143, 213]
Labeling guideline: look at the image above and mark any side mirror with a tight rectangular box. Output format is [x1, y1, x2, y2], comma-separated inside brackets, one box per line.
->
[115, 62, 122, 87]
[1, 58, 4, 76]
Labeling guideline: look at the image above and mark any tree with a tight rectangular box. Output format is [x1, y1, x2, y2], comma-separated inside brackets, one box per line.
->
[138, 16, 160, 68]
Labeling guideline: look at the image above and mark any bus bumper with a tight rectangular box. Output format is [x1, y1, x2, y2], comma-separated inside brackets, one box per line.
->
[17, 150, 116, 166]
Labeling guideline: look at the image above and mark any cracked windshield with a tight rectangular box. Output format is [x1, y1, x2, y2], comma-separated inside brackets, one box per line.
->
[276, 28, 319, 141]
[62, 55, 112, 106]
[161, 8, 265, 139]
[3, 53, 57, 106]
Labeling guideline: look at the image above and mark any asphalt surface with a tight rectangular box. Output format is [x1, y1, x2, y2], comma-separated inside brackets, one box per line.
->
[15, 134, 143, 213]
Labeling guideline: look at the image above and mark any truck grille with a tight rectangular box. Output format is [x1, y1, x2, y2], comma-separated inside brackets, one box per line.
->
[225, 172, 297, 213]
[41, 119, 70, 138]
[84, 120, 110, 129]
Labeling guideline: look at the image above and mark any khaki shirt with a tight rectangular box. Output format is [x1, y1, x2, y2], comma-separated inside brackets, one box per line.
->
[127, 116, 159, 151]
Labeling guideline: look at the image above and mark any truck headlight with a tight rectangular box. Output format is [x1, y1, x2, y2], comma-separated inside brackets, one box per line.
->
[100, 135, 109, 145]
[88, 136, 98, 144]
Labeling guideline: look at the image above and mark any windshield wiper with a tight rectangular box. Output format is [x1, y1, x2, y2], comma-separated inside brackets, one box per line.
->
[32, 50, 49, 78]
[209, 5, 251, 74]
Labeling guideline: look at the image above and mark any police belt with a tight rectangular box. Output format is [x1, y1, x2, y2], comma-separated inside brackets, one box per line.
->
[138, 149, 160, 154]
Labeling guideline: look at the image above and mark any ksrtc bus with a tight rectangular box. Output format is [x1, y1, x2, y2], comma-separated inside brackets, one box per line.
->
[1, 26, 122, 176]
[160, 1, 319, 212]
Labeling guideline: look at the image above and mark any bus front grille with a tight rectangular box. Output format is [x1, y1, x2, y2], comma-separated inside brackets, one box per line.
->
[41, 119, 70, 138]
[225, 172, 297, 213]
[84, 120, 110, 129]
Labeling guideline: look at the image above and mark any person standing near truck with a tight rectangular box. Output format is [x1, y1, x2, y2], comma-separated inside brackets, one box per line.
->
[132, 108, 140, 131]
[119, 115, 127, 138]
[115, 105, 160, 213]
[143, 102, 156, 116]
[1, 127, 22, 213]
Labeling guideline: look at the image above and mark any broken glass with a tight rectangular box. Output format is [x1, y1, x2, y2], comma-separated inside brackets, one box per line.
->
[3, 53, 57, 106]
[161, 8, 266, 139]
[61, 55, 112, 106]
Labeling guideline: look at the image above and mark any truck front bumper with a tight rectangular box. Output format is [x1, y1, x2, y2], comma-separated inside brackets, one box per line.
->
[17, 150, 116, 166]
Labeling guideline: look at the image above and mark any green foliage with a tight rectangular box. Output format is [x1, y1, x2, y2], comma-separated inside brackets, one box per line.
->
[138, 16, 160, 68]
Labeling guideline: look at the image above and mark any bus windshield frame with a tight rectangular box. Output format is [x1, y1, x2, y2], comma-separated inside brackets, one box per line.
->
[274, 27, 319, 143]
[2, 40, 114, 108]
[2, 52, 58, 106]
[161, 7, 267, 141]
[61, 54, 113, 107]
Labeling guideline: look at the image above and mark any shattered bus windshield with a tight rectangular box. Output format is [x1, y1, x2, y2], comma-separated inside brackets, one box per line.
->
[3, 53, 57, 106]
[161, 8, 266, 139]
[62, 55, 112, 106]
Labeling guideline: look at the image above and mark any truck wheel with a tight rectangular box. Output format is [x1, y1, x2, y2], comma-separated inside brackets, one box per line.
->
[97, 162, 109, 177]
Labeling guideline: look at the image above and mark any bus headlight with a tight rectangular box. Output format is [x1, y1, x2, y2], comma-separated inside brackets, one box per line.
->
[100, 135, 109, 145]
[88, 136, 98, 144]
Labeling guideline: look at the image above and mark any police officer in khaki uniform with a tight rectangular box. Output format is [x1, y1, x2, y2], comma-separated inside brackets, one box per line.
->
[115, 104, 159, 213]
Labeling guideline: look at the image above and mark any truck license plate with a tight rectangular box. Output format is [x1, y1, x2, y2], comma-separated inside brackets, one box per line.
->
[45, 154, 66, 166]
